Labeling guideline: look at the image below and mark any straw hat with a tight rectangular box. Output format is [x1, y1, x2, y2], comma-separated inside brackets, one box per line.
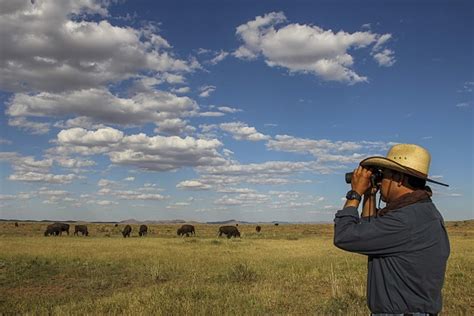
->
[360, 144, 448, 187]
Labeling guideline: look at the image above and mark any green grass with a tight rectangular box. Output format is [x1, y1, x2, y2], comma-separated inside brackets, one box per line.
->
[0, 221, 473, 315]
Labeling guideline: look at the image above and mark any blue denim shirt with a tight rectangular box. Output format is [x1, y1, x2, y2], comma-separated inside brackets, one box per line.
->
[334, 201, 450, 314]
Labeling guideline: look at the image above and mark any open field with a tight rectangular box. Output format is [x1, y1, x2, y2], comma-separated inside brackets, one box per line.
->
[0, 221, 473, 315]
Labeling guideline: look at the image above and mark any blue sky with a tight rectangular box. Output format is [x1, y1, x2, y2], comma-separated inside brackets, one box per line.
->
[0, 0, 472, 222]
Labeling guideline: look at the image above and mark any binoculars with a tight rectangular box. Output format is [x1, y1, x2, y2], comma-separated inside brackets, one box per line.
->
[345, 168, 383, 186]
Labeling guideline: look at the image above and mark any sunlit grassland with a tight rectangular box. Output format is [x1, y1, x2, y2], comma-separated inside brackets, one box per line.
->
[0, 221, 472, 315]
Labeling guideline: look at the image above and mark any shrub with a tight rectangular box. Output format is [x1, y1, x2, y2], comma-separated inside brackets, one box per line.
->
[226, 263, 258, 282]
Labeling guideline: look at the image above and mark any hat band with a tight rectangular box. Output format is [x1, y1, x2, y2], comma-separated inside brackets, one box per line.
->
[402, 166, 428, 179]
[389, 164, 449, 187]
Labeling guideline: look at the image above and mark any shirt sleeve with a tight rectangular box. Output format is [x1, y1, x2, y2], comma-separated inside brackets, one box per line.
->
[333, 206, 411, 256]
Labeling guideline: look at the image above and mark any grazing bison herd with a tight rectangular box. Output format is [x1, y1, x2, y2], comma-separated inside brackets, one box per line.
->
[122, 224, 132, 238]
[44, 222, 70, 236]
[74, 225, 89, 236]
[41, 223, 265, 238]
[218, 225, 241, 238]
[138, 224, 148, 236]
[177, 224, 195, 237]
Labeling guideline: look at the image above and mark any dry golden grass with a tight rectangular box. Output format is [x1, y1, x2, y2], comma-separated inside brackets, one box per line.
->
[0, 220, 472, 315]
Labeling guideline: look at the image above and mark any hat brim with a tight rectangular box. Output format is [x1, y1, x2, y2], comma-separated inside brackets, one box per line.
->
[360, 156, 449, 187]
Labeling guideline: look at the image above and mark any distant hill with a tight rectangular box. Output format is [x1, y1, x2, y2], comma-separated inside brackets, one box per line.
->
[206, 219, 250, 225]
[119, 219, 188, 224]
[0, 218, 379, 225]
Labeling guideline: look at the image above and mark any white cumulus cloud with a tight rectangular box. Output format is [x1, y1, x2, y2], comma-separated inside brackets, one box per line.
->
[7, 88, 199, 127]
[171, 86, 191, 94]
[266, 135, 390, 163]
[54, 127, 226, 171]
[96, 200, 118, 206]
[217, 106, 242, 113]
[8, 117, 50, 135]
[0, 151, 79, 184]
[199, 85, 216, 98]
[220, 122, 269, 141]
[372, 49, 396, 67]
[58, 127, 124, 147]
[0, 0, 198, 93]
[176, 180, 212, 190]
[153, 118, 196, 136]
[209, 50, 230, 65]
[215, 193, 269, 206]
[234, 11, 395, 84]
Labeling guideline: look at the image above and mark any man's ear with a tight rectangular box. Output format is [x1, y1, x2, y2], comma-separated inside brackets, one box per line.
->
[398, 174, 408, 187]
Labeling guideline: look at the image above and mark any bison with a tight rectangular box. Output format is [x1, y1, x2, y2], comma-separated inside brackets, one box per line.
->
[256, 225, 261, 233]
[74, 225, 89, 236]
[52, 222, 70, 235]
[122, 225, 132, 238]
[14, 222, 19, 227]
[139, 224, 148, 237]
[44, 224, 61, 236]
[218, 225, 240, 239]
[177, 224, 195, 237]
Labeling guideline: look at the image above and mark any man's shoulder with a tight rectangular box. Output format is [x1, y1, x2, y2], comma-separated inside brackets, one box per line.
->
[391, 200, 442, 221]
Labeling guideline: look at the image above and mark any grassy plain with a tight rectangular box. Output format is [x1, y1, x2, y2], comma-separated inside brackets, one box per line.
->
[0, 221, 473, 315]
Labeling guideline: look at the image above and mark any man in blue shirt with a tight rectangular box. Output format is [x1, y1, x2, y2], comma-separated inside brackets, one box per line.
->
[334, 144, 450, 315]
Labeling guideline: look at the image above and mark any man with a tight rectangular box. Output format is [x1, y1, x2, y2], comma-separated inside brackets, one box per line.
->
[334, 144, 450, 315]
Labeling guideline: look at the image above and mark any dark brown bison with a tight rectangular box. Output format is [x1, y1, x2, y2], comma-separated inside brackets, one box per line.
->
[114, 223, 118, 227]
[256, 225, 261, 233]
[52, 222, 70, 235]
[44, 224, 61, 236]
[218, 225, 240, 238]
[14, 222, 19, 227]
[139, 224, 148, 237]
[177, 224, 195, 237]
[74, 225, 89, 236]
[122, 225, 132, 238]
[274, 223, 279, 226]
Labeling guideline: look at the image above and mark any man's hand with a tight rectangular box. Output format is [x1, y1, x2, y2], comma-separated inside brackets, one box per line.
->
[343, 166, 377, 211]
[343, 166, 374, 209]
[351, 166, 373, 196]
